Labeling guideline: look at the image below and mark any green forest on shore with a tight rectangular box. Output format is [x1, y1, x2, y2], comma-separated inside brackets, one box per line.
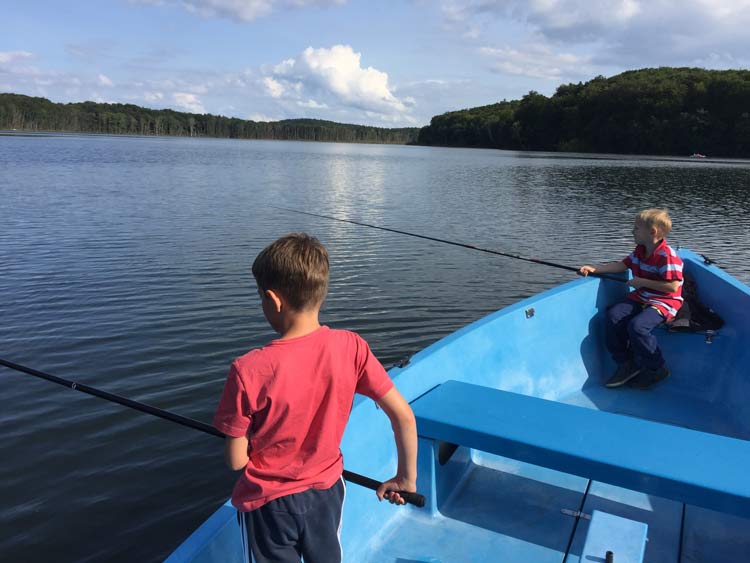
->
[0, 93, 419, 145]
[2, 67, 750, 156]
[419, 67, 750, 157]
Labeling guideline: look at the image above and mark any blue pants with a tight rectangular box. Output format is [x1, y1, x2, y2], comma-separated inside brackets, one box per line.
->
[606, 301, 665, 371]
[241, 477, 345, 563]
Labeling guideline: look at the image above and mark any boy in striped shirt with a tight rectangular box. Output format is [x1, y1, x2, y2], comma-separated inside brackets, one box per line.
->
[579, 209, 684, 389]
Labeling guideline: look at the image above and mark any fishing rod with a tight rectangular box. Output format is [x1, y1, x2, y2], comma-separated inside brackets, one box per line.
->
[272, 207, 626, 283]
[0, 358, 425, 507]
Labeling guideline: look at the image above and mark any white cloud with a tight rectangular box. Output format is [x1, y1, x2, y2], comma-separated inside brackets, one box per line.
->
[90, 92, 115, 103]
[445, 0, 750, 85]
[182, 0, 275, 20]
[0, 51, 34, 65]
[172, 92, 205, 113]
[248, 112, 277, 122]
[441, 0, 643, 38]
[480, 44, 592, 80]
[143, 91, 165, 102]
[225, 69, 253, 88]
[138, 0, 347, 22]
[296, 99, 327, 109]
[1, 53, 219, 116]
[263, 76, 285, 98]
[263, 45, 412, 121]
[519, 0, 642, 38]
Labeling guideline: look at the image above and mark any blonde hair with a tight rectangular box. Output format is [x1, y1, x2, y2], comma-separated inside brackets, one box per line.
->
[636, 208, 672, 236]
[252, 233, 329, 311]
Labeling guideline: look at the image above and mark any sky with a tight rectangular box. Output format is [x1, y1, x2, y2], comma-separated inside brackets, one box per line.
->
[2, 0, 750, 127]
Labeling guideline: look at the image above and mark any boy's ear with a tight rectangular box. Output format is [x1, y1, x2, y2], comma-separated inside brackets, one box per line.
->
[265, 289, 283, 313]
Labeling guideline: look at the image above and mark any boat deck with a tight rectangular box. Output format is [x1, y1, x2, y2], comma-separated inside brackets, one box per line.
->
[361, 383, 750, 563]
[365, 460, 750, 563]
[366, 459, 587, 563]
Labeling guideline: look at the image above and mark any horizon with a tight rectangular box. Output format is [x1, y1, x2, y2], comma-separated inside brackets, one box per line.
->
[3, 1, 750, 128]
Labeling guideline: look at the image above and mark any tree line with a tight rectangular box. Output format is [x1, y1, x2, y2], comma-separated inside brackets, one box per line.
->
[4, 67, 750, 156]
[0, 93, 419, 145]
[417, 67, 750, 157]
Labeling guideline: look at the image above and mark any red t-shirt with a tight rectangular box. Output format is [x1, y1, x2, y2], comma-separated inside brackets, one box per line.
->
[622, 239, 684, 320]
[213, 325, 394, 511]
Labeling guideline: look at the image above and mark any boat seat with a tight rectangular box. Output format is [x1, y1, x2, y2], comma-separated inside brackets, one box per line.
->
[411, 380, 750, 518]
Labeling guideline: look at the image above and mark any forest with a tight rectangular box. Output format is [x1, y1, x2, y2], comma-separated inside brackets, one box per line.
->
[417, 67, 750, 157]
[0, 93, 419, 145]
[3, 68, 750, 156]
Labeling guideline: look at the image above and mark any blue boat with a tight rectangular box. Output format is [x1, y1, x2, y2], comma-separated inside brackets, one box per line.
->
[166, 248, 750, 563]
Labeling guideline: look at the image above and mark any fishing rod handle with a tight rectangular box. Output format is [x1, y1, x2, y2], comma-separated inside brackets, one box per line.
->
[342, 470, 426, 507]
[390, 490, 426, 508]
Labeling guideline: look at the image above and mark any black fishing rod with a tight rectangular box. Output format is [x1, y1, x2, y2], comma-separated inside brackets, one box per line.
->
[0, 358, 425, 507]
[273, 207, 626, 283]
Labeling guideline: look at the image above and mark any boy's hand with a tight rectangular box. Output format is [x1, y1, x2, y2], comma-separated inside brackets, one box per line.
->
[376, 475, 417, 505]
[579, 265, 596, 276]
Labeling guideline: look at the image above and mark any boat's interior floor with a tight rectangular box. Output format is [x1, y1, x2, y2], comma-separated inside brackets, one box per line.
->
[365, 457, 750, 563]
[363, 383, 750, 563]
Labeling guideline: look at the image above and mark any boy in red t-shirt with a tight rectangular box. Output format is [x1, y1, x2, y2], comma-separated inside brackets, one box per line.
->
[214, 233, 417, 563]
[579, 209, 684, 390]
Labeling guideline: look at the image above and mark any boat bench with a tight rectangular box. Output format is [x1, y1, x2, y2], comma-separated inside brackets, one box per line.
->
[411, 380, 750, 518]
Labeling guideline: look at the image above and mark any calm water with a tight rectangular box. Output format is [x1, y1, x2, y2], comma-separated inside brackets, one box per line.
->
[1, 135, 749, 562]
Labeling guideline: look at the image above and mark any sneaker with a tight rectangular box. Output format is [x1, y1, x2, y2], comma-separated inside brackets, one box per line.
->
[605, 360, 641, 388]
[628, 366, 670, 390]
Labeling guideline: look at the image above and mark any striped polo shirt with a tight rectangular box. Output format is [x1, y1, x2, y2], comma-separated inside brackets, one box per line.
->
[622, 239, 684, 319]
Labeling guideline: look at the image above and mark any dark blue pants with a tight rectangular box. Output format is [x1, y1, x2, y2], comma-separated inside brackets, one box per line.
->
[606, 301, 665, 371]
[241, 477, 345, 563]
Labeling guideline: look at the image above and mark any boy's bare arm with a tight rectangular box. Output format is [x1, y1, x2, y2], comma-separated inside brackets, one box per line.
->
[579, 261, 628, 276]
[375, 387, 418, 505]
[224, 435, 250, 471]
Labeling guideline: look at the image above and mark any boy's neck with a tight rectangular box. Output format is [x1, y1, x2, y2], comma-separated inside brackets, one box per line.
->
[643, 237, 663, 257]
[277, 310, 322, 340]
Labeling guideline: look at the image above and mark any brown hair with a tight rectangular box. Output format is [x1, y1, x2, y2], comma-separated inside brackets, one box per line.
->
[252, 233, 329, 311]
[637, 208, 673, 236]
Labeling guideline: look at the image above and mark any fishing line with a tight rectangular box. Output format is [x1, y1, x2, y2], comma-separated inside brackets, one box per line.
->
[272, 207, 626, 283]
[0, 358, 425, 507]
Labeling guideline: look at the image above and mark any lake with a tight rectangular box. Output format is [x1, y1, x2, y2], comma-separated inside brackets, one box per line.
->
[1, 134, 749, 562]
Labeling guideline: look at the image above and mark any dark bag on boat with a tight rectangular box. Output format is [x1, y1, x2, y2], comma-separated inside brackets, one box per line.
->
[667, 271, 724, 332]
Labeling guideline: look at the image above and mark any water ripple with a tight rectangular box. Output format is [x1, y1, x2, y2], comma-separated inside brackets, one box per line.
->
[1, 136, 749, 562]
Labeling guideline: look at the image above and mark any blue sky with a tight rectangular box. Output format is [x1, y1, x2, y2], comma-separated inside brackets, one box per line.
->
[2, 0, 750, 127]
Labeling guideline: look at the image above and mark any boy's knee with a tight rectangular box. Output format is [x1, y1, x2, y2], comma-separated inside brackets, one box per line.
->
[627, 316, 655, 337]
[607, 303, 631, 325]
[606, 308, 618, 325]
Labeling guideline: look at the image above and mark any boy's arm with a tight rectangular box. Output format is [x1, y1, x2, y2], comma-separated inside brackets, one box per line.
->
[628, 277, 681, 293]
[225, 435, 249, 471]
[375, 387, 418, 505]
[214, 362, 253, 471]
[579, 261, 628, 276]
